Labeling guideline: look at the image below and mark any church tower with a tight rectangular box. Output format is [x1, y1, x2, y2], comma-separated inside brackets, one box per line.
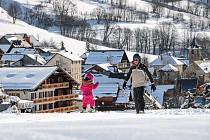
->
[188, 37, 202, 64]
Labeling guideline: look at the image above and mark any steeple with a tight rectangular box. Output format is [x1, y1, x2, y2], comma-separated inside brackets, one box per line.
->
[188, 37, 202, 64]
[190, 37, 200, 49]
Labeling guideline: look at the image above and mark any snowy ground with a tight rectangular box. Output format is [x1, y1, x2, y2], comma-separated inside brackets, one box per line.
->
[0, 109, 210, 140]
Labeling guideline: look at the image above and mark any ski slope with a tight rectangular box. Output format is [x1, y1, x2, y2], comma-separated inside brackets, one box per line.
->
[0, 109, 210, 140]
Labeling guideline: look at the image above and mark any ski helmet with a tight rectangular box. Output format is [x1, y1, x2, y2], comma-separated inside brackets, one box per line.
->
[133, 53, 141, 60]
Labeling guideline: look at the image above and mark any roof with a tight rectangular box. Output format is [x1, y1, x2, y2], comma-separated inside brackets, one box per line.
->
[9, 48, 36, 54]
[85, 50, 126, 64]
[92, 74, 129, 103]
[26, 54, 46, 65]
[0, 44, 11, 52]
[58, 52, 83, 61]
[194, 60, 210, 73]
[150, 54, 184, 66]
[0, 67, 58, 90]
[159, 64, 179, 72]
[80, 52, 89, 59]
[1, 54, 24, 62]
[5, 35, 31, 48]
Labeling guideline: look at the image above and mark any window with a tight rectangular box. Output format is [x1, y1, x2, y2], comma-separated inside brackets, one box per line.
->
[31, 93, 36, 100]
[56, 61, 60, 66]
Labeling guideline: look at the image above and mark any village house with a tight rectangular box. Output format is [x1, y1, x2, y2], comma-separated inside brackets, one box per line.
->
[0, 34, 32, 50]
[12, 54, 46, 66]
[0, 66, 80, 113]
[0, 54, 24, 66]
[84, 50, 130, 72]
[158, 64, 180, 85]
[150, 53, 184, 74]
[45, 52, 83, 83]
[182, 60, 210, 84]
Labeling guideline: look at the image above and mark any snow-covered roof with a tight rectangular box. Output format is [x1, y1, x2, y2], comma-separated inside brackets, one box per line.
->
[150, 54, 184, 66]
[178, 58, 189, 66]
[194, 60, 210, 73]
[1, 54, 24, 61]
[58, 52, 83, 61]
[9, 48, 36, 54]
[92, 74, 129, 103]
[0, 44, 11, 52]
[40, 53, 55, 62]
[85, 50, 126, 64]
[126, 51, 158, 63]
[0, 66, 58, 90]
[80, 52, 89, 59]
[159, 64, 179, 72]
[26, 54, 46, 65]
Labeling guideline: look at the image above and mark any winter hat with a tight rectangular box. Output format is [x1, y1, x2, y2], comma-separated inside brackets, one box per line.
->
[133, 53, 141, 60]
[85, 73, 94, 80]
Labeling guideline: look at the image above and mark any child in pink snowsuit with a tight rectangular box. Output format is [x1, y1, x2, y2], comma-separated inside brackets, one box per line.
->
[80, 73, 99, 112]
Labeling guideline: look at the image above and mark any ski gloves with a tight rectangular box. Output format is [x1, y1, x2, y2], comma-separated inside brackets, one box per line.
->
[151, 84, 156, 92]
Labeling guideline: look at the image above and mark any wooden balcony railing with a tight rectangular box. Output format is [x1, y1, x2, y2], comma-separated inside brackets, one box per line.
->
[35, 105, 79, 113]
[40, 82, 69, 89]
[33, 94, 79, 103]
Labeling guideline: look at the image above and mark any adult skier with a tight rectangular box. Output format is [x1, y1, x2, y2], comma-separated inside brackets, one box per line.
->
[123, 53, 156, 113]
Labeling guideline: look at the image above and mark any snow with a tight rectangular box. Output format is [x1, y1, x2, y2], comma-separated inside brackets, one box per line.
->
[159, 64, 179, 71]
[58, 52, 84, 61]
[196, 60, 210, 73]
[85, 50, 125, 65]
[0, 109, 210, 140]
[0, 67, 57, 90]
[150, 54, 184, 66]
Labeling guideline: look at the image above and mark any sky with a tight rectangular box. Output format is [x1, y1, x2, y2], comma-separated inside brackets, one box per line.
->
[1, 109, 210, 140]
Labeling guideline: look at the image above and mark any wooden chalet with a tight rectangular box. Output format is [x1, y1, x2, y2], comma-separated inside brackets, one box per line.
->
[0, 66, 80, 113]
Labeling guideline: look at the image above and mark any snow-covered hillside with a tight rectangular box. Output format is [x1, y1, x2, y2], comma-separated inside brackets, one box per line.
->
[0, 109, 210, 140]
[0, 4, 113, 56]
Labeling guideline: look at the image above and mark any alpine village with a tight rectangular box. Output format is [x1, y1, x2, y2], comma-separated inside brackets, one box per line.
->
[1, 0, 210, 113]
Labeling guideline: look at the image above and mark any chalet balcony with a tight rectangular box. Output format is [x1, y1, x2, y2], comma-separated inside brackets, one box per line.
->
[40, 82, 69, 89]
[33, 94, 79, 104]
[35, 105, 79, 113]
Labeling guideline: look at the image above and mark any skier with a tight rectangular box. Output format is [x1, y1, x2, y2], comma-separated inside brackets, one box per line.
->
[80, 73, 99, 113]
[123, 53, 156, 114]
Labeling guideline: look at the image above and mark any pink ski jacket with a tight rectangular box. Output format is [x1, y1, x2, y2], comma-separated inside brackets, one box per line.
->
[80, 79, 99, 96]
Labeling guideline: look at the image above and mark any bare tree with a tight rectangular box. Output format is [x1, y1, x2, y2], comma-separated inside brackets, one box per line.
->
[53, 0, 77, 35]
[123, 28, 133, 51]
[93, 7, 106, 24]
[8, 1, 21, 24]
[102, 12, 116, 45]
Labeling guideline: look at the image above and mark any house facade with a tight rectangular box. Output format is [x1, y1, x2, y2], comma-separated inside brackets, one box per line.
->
[158, 64, 180, 85]
[182, 60, 210, 84]
[45, 52, 83, 83]
[0, 66, 80, 113]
